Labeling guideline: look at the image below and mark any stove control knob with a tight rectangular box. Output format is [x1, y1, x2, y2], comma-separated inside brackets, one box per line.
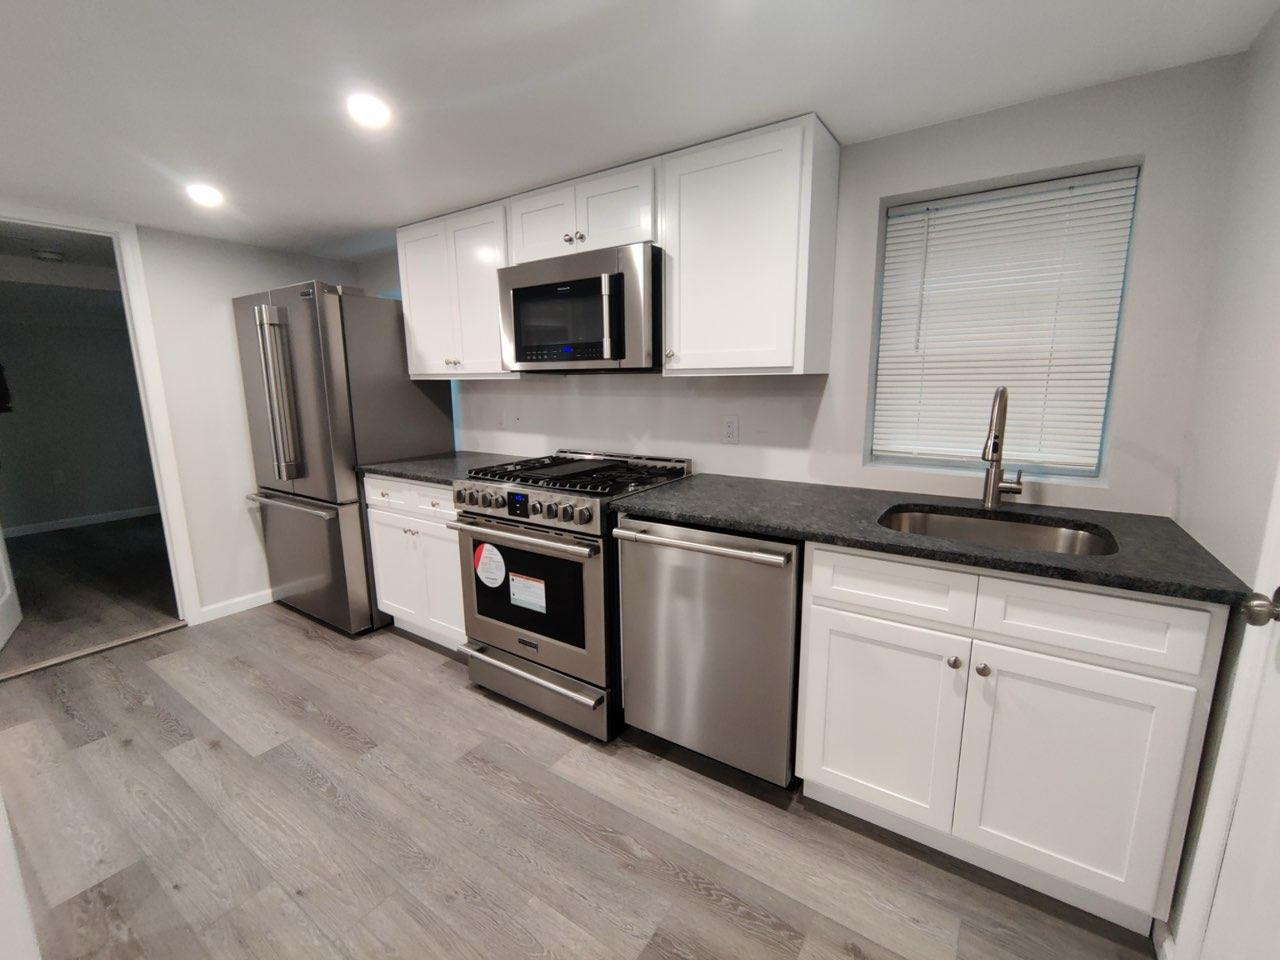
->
[454, 489, 466, 504]
[530, 501, 543, 516]
[466, 490, 479, 506]
[480, 492, 494, 508]
[561, 505, 575, 523]
[576, 507, 593, 525]
[544, 503, 559, 520]
[492, 494, 506, 509]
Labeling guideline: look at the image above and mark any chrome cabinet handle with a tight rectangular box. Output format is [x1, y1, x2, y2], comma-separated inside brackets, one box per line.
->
[445, 521, 599, 560]
[246, 493, 337, 521]
[575, 231, 586, 242]
[612, 528, 790, 567]
[562, 233, 574, 244]
[975, 663, 992, 677]
[464, 643, 603, 709]
[947, 656, 962, 670]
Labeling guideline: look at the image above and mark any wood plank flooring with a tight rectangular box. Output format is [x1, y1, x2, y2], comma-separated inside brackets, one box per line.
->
[0, 604, 1155, 959]
[0, 515, 181, 677]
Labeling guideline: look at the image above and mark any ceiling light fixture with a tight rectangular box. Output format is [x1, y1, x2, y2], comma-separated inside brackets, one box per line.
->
[346, 92, 392, 129]
[31, 249, 65, 263]
[186, 183, 225, 208]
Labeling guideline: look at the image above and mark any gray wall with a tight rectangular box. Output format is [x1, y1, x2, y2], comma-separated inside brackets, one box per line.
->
[0, 282, 159, 533]
[450, 56, 1241, 517]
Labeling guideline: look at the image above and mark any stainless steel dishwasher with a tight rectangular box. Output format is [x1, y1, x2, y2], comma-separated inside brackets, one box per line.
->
[613, 515, 800, 786]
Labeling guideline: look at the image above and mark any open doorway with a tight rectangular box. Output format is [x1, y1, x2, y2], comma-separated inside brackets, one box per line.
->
[0, 221, 181, 679]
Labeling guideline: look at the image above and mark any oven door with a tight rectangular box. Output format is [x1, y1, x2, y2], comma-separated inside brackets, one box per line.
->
[447, 515, 607, 686]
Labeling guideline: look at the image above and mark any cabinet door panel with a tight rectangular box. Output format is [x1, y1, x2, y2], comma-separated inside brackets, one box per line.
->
[574, 166, 654, 252]
[446, 204, 509, 374]
[662, 124, 803, 370]
[953, 641, 1196, 911]
[799, 606, 970, 830]
[508, 186, 576, 264]
[397, 220, 456, 376]
[421, 519, 466, 650]
[366, 508, 427, 622]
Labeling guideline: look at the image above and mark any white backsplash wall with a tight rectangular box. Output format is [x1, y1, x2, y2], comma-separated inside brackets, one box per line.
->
[453, 56, 1241, 516]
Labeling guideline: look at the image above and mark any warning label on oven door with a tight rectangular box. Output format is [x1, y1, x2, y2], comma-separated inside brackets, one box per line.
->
[509, 572, 547, 614]
[474, 543, 506, 588]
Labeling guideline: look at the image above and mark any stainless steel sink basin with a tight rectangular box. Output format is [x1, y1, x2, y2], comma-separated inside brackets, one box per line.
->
[878, 507, 1118, 556]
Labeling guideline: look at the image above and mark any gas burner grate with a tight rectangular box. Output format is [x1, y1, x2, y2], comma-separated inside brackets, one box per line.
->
[467, 455, 687, 495]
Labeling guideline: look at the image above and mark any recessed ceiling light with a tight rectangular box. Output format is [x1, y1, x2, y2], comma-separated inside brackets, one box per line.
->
[186, 183, 225, 208]
[346, 92, 392, 129]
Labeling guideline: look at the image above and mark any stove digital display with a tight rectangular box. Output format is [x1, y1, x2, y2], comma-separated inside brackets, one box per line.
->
[507, 491, 530, 518]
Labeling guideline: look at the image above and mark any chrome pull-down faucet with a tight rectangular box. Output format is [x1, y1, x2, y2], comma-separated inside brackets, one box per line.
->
[981, 386, 1023, 510]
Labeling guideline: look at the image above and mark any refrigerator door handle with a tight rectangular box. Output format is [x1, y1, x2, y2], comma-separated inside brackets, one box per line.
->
[254, 305, 303, 480]
[245, 493, 337, 521]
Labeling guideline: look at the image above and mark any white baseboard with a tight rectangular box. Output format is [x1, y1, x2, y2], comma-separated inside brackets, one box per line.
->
[195, 588, 273, 625]
[3, 505, 161, 538]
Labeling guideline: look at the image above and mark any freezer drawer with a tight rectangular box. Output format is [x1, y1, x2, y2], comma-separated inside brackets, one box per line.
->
[248, 492, 372, 634]
[614, 517, 800, 786]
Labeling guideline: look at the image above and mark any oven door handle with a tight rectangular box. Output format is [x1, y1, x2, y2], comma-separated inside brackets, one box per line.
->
[446, 521, 600, 560]
[464, 643, 604, 710]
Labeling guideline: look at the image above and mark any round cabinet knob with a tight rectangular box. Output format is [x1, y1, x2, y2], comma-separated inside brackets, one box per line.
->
[975, 663, 992, 677]
[492, 494, 506, 508]
[466, 491, 479, 505]
[562, 233, 574, 244]
[530, 501, 543, 515]
[664, 349, 675, 361]
[576, 507, 593, 525]
[574, 231, 586, 242]
[479, 492, 494, 508]
[946, 656, 962, 670]
[544, 503, 559, 519]
[561, 505, 575, 523]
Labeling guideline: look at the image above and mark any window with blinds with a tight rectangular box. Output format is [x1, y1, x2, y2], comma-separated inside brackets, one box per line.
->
[870, 167, 1138, 475]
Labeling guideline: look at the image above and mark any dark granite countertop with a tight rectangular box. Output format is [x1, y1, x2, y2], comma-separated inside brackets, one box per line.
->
[612, 474, 1249, 606]
[358, 450, 512, 485]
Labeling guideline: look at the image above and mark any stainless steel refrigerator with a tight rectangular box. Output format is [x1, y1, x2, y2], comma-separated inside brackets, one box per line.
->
[232, 281, 453, 634]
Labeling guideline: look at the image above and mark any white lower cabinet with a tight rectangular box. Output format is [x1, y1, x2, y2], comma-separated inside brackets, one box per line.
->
[799, 606, 970, 831]
[952, 640, 1196, 911]
[798, 546, 1224, 930]
[366, 500, 466, 651]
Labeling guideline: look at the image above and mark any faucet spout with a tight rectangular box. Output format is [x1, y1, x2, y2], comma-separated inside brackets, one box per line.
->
[980, 386, 1022, 509]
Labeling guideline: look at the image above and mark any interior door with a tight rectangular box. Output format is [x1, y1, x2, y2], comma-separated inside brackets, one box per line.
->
[508, 185, 576, 264]
[0, 522, 21, 650]
[952, 640, 1196, 911]
[446, 204, 510, 374]
[798, 606, 970, 830]
[662, 123, 803, 371]
[573, 166, 654, 252]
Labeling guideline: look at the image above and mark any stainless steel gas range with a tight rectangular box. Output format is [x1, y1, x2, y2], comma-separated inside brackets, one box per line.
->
[447, 450, 689, 739]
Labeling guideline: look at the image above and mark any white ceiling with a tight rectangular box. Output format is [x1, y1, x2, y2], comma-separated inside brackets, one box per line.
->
[1, 1, 1275, 259]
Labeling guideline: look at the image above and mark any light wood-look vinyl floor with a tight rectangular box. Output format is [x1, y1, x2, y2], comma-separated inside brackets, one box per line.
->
[0, 603, 1154, 960]
[0, 515, 181, 677]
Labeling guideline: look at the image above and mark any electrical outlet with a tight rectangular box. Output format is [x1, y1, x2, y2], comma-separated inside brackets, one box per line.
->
[722, 415, 739, 445]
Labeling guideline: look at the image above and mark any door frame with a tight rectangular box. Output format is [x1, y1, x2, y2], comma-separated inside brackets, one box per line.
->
[0, 198, 200, 623]
[1153, 462, 1280, 959]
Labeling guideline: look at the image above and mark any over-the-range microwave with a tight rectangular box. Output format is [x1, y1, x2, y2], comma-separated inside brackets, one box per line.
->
[498, 241, 660, 372]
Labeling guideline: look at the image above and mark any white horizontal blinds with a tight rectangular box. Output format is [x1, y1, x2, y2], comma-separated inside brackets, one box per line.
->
[872, 168, 1138, 472]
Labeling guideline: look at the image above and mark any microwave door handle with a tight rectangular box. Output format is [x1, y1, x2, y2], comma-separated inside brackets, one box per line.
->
[600, 273, 612, 360]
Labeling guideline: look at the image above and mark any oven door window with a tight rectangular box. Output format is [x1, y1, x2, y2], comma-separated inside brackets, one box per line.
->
[512, 273, 623, 362]
[472, 540, 586, 648]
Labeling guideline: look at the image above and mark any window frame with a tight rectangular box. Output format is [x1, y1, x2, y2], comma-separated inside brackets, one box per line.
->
[864, 166, 1141, 481]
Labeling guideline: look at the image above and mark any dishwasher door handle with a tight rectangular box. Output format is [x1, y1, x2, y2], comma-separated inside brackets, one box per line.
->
[612, 527, 791, 567]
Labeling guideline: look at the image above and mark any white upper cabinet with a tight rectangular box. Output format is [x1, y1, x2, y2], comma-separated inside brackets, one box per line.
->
[396, 202, 516, 379]
[660, 114, 839, 376]
[508, 163, 655, 264]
